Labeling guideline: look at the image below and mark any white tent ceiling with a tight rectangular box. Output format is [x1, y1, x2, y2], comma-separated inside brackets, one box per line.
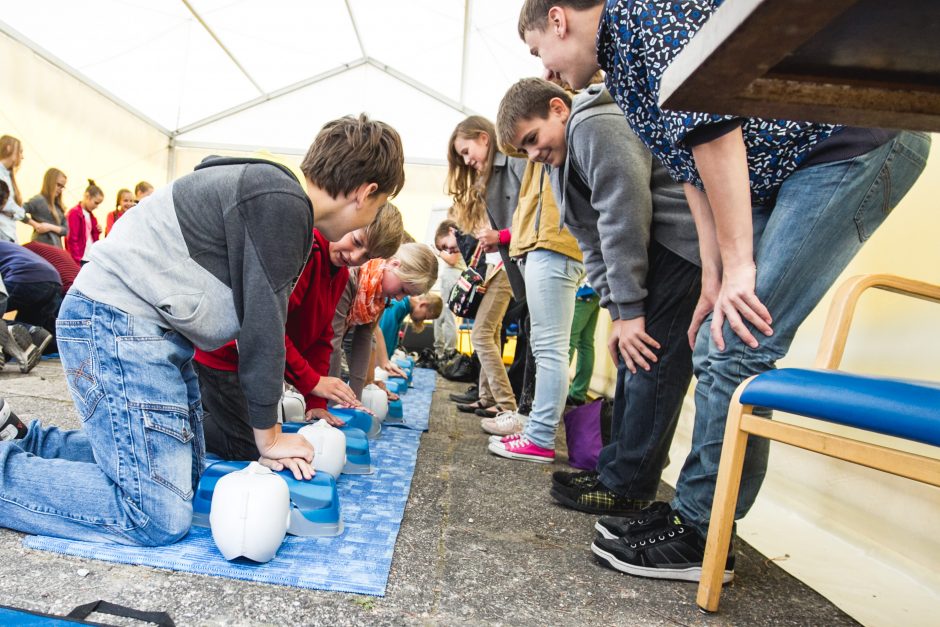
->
[0, 0, 543, 162]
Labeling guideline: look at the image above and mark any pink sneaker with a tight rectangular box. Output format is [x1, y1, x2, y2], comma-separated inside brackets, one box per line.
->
[488, 436, 555, 463]
[488, 432, 523, 446]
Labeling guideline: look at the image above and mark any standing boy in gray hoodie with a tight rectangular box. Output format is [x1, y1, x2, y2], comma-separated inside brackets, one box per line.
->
[497, 78, 705, 516]
[0, 114, 404, 547]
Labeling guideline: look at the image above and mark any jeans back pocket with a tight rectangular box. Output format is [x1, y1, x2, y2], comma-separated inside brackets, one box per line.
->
[140, 404, 196, 501]
[56, 321, 104, 421]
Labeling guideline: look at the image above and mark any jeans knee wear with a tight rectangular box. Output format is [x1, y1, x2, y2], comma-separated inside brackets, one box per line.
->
[0, 291, 204, 545]
[674, 131, 932, 529]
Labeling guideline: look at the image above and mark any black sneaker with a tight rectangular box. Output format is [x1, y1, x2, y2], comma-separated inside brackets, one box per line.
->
[552, 469, 599, 489]
[0, 321, 40, 374]
[550, 478, 651, 516]
[0, 398, 28, 441]
[25, 325, 53, 355]
[591, 513, 734, 584]
[449, 385, 479, 404]
[595, 501, 674, 540]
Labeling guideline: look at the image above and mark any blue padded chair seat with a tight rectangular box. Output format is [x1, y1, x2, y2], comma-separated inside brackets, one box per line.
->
[740, 368, 940, 447]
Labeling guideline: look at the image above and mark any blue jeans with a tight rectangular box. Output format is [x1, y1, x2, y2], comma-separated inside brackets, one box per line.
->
[0, 291, 204, 545]
[674, 131, 932, 529]
[597, 242, 701, 498]
[521, 249, 584, 449]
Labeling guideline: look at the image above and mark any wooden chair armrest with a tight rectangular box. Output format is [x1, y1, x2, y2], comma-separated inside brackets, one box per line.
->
[814, 274, 940, 369]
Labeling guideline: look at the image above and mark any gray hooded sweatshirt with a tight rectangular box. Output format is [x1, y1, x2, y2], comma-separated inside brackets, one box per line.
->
[550, 85, 700, 320]
[72, 157, 314, 429]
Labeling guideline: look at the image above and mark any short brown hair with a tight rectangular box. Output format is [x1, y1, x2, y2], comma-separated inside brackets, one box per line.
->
[518, 0, 604, 38]
[434, 218, 459, 248]
[496, 78, 572, 154]
[134, 181, 154, 196]
[363, 201, 404, 260]
[301, 114, 405, 200]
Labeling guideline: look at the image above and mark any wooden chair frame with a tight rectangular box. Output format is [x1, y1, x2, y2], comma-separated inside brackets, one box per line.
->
[697, 274, 940, 612]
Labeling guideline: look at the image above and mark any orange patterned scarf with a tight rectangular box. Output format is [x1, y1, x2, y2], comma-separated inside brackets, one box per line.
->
[347, 258, 387, 326]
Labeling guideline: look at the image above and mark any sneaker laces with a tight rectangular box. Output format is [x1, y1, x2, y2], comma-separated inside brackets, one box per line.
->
[627, 514, 687, 548]
[493, 411, 519, 427]
[504, 436, 533, 451]
[499, 433, 523, 443]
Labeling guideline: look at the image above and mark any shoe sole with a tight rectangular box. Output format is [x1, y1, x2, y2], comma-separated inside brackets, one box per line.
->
[487, 442, 554, 463]
[449, 396, 478, 403]
[6, 326, 40, 374]
[594, 521, 619, 540]
[487, 434, 520, 444]
[590, 542, 734, 584]
[481, 423, 522, 436]
[30, 329, 53, 356]
[549, 486, 643, 517]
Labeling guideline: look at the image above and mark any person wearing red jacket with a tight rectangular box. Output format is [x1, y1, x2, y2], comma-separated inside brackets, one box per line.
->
[64, 180, 103, 265]
[194, 203, 404, 460]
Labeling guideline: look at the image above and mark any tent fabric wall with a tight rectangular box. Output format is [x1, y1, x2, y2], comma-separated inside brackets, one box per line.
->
[0, 31, 169, 243]
[2, 5, 939, 623]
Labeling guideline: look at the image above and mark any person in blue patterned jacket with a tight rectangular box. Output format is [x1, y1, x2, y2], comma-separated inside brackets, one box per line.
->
[517, 0, 931, 583]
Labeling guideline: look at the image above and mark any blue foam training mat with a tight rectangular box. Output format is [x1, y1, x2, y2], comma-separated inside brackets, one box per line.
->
[22, 371, 437, 596]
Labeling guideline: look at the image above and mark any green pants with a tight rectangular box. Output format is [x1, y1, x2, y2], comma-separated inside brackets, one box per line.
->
[568, 294, 600, 401]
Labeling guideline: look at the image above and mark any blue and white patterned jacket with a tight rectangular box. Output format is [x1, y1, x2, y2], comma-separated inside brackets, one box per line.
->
[598, 0, 840, 204]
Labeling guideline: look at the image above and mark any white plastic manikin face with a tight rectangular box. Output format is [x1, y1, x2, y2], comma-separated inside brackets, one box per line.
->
[209, 462, 291, 562]
[298, 421, 347, 478]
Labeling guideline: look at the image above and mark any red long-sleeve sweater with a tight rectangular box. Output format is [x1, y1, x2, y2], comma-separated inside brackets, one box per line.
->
[194, 229, 350, 411]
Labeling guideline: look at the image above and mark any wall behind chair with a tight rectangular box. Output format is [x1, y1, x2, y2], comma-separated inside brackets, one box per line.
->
[0, 32, 169, 243]
[590, 135, 940, 618]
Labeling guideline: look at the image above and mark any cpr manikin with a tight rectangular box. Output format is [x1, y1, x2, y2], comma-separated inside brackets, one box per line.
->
[360, 383, 389, 422]
[298, 420, 347, 478]
[209, 462, 290, 562]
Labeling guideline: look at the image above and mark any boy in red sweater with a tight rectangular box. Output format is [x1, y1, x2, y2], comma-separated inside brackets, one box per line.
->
[194, 203, 404, 460]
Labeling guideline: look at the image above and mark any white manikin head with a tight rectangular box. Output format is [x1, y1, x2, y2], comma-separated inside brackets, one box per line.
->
[373, 366, 389, 382]
[278, 389, 306, 423]
[298, 421, 347, 478]
[361, 383, 389, 422]
[209, 462, 291, 562]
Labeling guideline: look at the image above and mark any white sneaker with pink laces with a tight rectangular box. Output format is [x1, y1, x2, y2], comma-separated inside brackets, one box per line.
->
[487, 435, 555, 463]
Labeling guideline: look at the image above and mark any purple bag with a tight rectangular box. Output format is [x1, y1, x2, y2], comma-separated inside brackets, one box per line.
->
[563, 399, 605, 470]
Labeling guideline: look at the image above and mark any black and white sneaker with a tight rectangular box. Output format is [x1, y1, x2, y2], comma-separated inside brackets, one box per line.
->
[0, 321, 40, 374]
[594, 501, 675, 540]
[0, 398, 28, 441]
[551, 469, 599, 489]
[591, 513, 734, 584]
[25, 325, 53, 355]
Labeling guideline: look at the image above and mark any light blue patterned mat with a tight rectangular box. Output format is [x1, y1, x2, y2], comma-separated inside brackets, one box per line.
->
[386, 367, 435, 432]
[22, 371, 437, 596]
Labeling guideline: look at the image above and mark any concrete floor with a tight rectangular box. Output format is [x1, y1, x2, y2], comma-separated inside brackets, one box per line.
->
[0, 361, 858, 626]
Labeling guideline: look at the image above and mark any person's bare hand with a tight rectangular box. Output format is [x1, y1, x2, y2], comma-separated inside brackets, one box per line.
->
[312, 376, 358, 406]
[305, 407, 346, 426]
[257, 432, 314, 480]
[258, 455, 315, 480]
[383, 361, 407, 379]
[688, 273, 720, 349]
[607, 317, 660, 374]
[711, 263, 772, 351]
